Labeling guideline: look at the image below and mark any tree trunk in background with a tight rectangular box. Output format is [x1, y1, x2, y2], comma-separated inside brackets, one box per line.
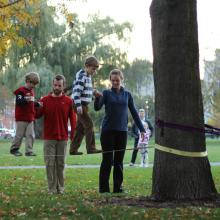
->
[150, 0, 217, 200]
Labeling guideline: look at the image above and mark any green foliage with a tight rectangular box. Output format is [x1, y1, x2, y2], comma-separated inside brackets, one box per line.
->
[0, 0, 41, 56]
[45, 13, 132, 86]
[123, 59, 154, 122]
[124, 59, 153, 96]
[203, 49, 220, 126]
[0, 85, 12, 114]
[0, 2, 155, 133]
[7, 2, 65, 67]
[2, 62, 54, 98]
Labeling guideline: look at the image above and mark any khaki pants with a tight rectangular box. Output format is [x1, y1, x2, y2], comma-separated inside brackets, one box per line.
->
[70, 105, 96, 153]
[44, 140, 67, 193]
[10, 121, 35, 153]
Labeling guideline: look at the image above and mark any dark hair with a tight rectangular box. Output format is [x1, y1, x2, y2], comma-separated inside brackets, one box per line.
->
[53, 74, 66, 86]
[25, 72, 40, 85]
[84, 55, 99, 67]
[109, 69, 124, 80]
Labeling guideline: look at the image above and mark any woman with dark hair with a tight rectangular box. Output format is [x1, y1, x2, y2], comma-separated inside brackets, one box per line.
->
[94, 69, 145, 193]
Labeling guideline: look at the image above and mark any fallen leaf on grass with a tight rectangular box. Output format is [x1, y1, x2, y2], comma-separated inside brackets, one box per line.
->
[18, 212, 26, 216]
[0, 209, 6, 217]
[131, 211, 139, 215]
[0, 192, 11, 204]
[68, 207, 77, 213]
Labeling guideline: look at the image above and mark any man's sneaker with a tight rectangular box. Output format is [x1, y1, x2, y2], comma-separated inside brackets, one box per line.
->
[10, 150, 22, 157]
[87, 149, 102, 154]
[25, 152, 36, 156]
[70, 151, 83, 155]
[129, 162, 134, 166]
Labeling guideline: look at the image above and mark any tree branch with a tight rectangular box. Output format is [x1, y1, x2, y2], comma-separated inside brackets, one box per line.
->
[0, 0, 23, 9]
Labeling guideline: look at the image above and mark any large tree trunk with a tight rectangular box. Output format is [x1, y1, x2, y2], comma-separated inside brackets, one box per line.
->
[150, 0, 217, 200]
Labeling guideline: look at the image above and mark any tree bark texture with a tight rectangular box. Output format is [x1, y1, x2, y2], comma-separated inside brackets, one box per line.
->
[150, 0, 217, 200]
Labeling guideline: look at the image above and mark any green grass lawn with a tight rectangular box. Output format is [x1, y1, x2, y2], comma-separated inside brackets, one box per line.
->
[0, 167, 220, 219]
[0, 138, 219, 166]
[0, 138, 156, 166]
[1, 138, 220, 219]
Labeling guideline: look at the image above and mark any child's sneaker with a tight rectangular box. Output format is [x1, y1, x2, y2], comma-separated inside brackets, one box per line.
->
[143, 163, 149, 168]
[140, 163, 144, 167]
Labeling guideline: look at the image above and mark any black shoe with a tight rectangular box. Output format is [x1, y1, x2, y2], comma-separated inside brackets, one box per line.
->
[25, 152, 36, 156]
[70, 151, 83, 155]
[87, 149, 102, 154]
[99, 190, 110, 193]
[10, 150, 22, 157]
[113, 187, 124, 193]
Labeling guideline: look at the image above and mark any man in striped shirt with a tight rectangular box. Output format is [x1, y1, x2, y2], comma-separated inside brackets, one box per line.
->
[70, 55, 102, 155]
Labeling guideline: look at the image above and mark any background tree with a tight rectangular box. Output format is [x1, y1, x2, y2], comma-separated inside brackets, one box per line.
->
[202, 49, 220, 128]
[0, 0, 40, 56]
[0, 0, 73, 58]
[45, 14, 132, 85]
[0, 1, 155, 134]
[124, 59, 153, 96]
[123, 59, 154, 127]
[150, 0, 216, 200]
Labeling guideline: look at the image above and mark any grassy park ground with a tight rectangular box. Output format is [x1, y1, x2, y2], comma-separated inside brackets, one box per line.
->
[1, 138, 220, 219]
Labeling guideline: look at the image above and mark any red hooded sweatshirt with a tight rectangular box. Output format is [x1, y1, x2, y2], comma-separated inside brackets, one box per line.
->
[14, 86, 35, 122]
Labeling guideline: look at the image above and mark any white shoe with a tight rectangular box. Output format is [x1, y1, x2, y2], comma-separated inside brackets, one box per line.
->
[143, 163, 148, 168]
[140, 163, 144, 167]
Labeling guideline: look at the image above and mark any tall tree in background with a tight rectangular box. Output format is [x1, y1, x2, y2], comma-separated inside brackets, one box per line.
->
[0, 1, 153, 133]
[1, 2, 64, 93]
[1, 5, 133, 94]
[150, 0, 217, 200]
[0, 0, 40, 56]
[0, 0, 73, 58]
[202, 49, 220, 127]
[124, 59, 153, 96]
[46, 14, 132, 84]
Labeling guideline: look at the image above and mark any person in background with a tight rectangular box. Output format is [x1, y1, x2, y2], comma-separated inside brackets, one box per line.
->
[138, 122, 151, 167]
[10, 72, 40, 157]
[94, 69, 145, 193]
[69, 55, 102, 155]
[36, 74, 76, 194]
[129, 108, 153, 166]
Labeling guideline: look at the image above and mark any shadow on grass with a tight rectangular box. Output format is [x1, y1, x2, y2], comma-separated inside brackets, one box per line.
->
[90, 195, 220, 208]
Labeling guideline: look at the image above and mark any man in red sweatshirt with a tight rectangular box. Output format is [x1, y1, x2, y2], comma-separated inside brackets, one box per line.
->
[36, 74, 76, 194]
[10, 72, 40, 156]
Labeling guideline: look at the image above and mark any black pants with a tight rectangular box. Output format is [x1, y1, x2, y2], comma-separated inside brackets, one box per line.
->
[99, 130, 127, 193]
[130, 138, 139, 164]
